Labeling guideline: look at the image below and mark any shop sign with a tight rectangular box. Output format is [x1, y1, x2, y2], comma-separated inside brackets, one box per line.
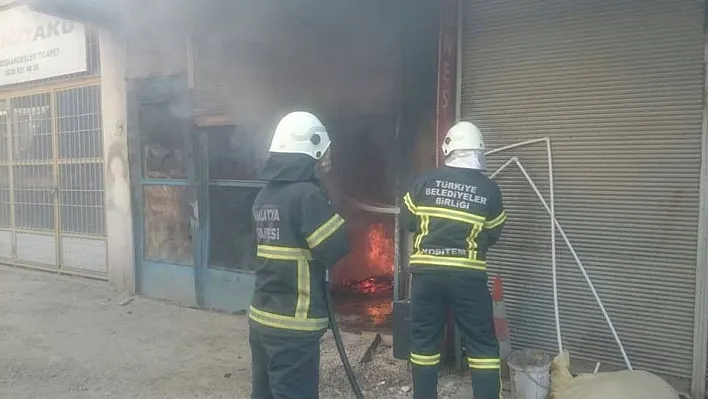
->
[0, 5, 87, 86]
[435, 0, 459, 166]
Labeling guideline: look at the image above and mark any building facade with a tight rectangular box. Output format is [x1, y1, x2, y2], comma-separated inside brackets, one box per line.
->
[26, 0, 708, 397]
[1, 3, 109, 279]
[0, 1, 134, 289]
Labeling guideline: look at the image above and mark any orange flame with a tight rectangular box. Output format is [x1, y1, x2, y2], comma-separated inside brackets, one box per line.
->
[331, 220, 395, 295]
[366, 222, 394, 273]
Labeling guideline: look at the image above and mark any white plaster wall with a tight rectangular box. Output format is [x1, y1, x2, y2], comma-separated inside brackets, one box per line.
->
[100, 31, 134, 292]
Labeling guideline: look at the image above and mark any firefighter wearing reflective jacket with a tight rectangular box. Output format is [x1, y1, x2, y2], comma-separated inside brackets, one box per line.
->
[249, 111, 349, 399]
[402, 121, 507, 399]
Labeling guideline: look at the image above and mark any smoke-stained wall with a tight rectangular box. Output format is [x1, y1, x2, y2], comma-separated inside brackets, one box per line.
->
[124, 3, 189, 80]
[189, 0, 401, 130]
[399, 0, 440, 187]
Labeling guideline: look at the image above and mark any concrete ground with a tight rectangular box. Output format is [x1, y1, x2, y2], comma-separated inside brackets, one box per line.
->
[0, 265, 506, 398]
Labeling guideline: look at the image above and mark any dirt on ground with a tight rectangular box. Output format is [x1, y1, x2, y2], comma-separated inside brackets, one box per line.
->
[319, 332, 479, 399]
[0, 266, 504, 398]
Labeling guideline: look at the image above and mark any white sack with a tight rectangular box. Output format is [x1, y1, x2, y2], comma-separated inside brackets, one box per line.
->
[551, 352, 678, 399]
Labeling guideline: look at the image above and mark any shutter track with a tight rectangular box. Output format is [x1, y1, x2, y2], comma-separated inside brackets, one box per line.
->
[462, 0, 704, 378]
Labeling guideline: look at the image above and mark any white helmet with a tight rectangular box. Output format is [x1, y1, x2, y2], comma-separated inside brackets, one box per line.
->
[441, 121, 484, 157]
[269, 111, 331, 160]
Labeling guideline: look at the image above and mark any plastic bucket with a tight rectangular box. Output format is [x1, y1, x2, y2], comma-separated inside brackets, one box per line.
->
[507, 349, 552, 399]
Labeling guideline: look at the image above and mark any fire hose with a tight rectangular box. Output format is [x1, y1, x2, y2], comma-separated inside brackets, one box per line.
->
[325, 270, 365, 399]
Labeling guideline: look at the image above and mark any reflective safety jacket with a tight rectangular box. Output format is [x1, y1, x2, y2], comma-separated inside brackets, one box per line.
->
[250, 153, 349, 334]
[402, 166, 506, 275]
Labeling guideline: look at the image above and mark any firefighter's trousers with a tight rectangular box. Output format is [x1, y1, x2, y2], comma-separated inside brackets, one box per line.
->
[249, 326, 324, 399]
[410, 271, 501, 399]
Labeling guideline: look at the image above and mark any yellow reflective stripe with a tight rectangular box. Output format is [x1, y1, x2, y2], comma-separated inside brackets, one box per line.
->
[469, 364, 501, 370]
[467, 223, 483, 260]
[422, 216, 430, 246]
[411, 358, 439, 366]
[306, 214, 345, 249]
[249, 306, 328, 332]
[469, 358, 500, 364]
[416, 205, 485, 225]
[413, 215, 430, 251]
[410, 253, 486, 270]
[403, 193, 417, 214]
[295, 259, 311, 319]
[257, 245, 312, 260]
[413, 217, 423, 250]
[411, 353, 441, 361]
[411, 353, 441, 366]
[485, 211, 507, 229]
[468, 358, 501, 370]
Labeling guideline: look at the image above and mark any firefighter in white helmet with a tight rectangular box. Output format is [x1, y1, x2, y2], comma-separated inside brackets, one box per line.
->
[401, 121, 507, 399]
[249, 111, 350, 398]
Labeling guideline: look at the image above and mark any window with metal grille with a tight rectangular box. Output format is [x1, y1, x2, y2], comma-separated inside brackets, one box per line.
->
[10, 93, 54, 231]
[56, 85, 105, 236]
[0, 86, 105, 236]
[0, 101, 9, 228]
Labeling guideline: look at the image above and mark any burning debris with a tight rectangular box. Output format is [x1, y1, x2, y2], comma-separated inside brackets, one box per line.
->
[319, 213, 395, 332]
[331, 221, 395, 297]
[331, 220, 395, 283]
[329, 219, 396, 330]
[333, 276, 394, 296]
[328, 148, 397, 331]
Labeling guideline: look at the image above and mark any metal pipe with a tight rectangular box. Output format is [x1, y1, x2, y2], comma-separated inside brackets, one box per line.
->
[546, 137, 562, 354]
[484, 137, 549, 156]
[393, 211, 400, 303]
[487, 137, 563, 353]
[344, 196, 400, 214]
[489, 157, 517, 179]
[513, 159, 632, 370]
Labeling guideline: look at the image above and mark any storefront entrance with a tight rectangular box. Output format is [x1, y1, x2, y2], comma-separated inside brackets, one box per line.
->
[127, 0, 441, 318]
[129, 76, 409, 314]
[129, 75, 268, 312]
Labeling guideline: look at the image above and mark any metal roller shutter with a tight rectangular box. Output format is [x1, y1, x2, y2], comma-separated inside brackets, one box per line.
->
[461, 0, 704, 378]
